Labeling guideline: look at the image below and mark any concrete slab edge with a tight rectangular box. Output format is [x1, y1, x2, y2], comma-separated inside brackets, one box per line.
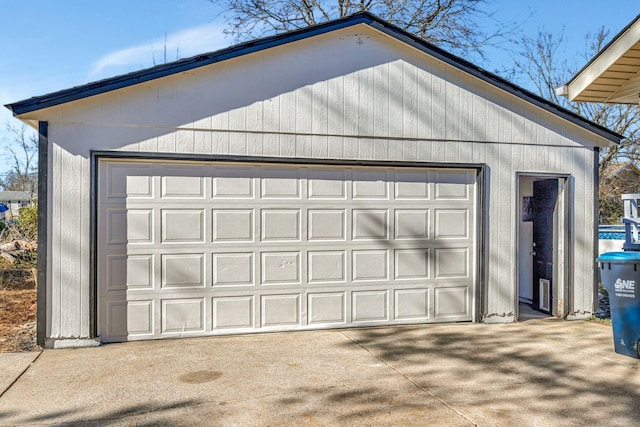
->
[0, 351, 43, 399]
[481, 314, 516, 323]
[46, 338, 102, 349]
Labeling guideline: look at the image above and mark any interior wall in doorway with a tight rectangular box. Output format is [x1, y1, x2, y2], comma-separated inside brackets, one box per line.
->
[518, 176, 536, 302]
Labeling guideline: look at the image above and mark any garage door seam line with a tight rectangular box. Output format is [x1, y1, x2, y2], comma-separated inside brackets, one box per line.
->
[339, 331, 477, 426]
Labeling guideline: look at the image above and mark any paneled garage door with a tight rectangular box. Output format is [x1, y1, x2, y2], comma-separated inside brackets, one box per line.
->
[97, 159, 477, 342]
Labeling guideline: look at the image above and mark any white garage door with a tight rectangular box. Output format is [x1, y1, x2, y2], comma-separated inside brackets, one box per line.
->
[97, 159, 477, 342]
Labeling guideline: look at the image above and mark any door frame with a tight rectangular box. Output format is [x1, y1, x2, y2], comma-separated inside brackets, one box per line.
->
[515, 173, 572, 319]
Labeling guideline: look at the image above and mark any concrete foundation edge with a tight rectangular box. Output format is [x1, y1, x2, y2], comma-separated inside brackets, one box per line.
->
[46, 338, 102, 349]
[565, 312, 593, 321]
[482, 314, 516, 323]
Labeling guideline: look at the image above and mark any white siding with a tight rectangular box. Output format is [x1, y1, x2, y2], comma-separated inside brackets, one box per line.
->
[32, 24, 609, 340]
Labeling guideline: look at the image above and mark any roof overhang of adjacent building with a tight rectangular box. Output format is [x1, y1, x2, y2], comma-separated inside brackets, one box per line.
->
[5, 11, 622, 144]
[559, 14, 640, 104]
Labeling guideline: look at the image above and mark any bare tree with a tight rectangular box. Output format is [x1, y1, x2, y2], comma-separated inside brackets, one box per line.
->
[507, 29, 640, 223]
[1, 122, 38, 194]
[218, 0, 520, 59]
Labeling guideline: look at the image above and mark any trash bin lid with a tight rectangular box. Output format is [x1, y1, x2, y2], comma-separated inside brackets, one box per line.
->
[597, 251, 640, 263]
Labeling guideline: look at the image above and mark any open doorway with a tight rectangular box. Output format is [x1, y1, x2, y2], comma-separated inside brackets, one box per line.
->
[517, 175, 568, 320]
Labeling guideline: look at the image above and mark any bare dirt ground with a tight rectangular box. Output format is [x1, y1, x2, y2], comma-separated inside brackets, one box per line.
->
[0, 269, 40, 353]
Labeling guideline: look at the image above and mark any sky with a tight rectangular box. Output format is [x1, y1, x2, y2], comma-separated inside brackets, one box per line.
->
[0, 1, 635, 175]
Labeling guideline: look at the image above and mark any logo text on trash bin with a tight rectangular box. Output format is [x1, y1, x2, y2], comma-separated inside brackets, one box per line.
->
[614, 278, 636, 298]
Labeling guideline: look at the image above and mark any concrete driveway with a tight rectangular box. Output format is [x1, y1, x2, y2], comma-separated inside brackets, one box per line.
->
[0, 318, 639, 426]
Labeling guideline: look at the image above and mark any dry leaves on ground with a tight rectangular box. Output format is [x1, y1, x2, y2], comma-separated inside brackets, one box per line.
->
[0, 271, 40, 352]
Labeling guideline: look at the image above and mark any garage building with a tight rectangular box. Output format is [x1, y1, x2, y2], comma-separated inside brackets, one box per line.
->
[6, 13, 621, 347]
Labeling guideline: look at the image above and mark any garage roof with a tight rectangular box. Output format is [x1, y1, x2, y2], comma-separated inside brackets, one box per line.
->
[559, 14, 640, 104]
[5, 12, 622, 143]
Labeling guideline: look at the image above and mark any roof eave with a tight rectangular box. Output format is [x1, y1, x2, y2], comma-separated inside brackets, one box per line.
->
[5, 11, 622, 144]
[563, 14, 640, 104]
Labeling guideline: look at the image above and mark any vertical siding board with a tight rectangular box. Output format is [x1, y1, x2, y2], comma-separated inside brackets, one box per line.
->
[327, 76, 344, 136]
[263, 96, 280, 156]
[402, 61, 419, 138]
[511, 143, 524, 172]
[389, 60, 404, 138]
[445, 73, 461, 142]
[485, 98, 501, 143]
[228, 108, 247, 155]
[343, 72, 358, 137]
[458, 141, 473, 164]
[176, 129, 195, 154]
[472, 87, 487, 142]
[157, 131, 177, 153]
[500, 144, 515, 313]
[358, 138, 375, 160]
[572, 148, 586, 312]
[431, 74, 445, 140]
[194, 129, 213, 155]
[486, 143, 500, 315]
[296, 85, 313, 136]
[50, 144, 63, 337]
[327, 136, 343, 159]
[211, 112, 230, 154]
[460, 87, 473, 142]
[60, 150, 82, 337]
[416, 64, 432, 139]
[279, 91, 296, 156]
[373, 63, 390, 137]
[358, 68, 374, 135]
[389, 140, 403, 161]
[80, 157, 90, 338]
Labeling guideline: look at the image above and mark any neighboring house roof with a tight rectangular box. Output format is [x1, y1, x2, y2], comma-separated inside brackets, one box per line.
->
[5, 12, 622, 143]
[601, 161, 640, 180]
[0, 191, 32, 202]
[559, 14, 640, 104]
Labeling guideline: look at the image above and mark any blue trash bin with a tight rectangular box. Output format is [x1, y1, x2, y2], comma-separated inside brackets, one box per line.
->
[597, 252, 640, 358]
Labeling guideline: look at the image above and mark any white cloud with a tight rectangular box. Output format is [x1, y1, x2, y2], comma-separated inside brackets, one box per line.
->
[90, 22, 229, 78]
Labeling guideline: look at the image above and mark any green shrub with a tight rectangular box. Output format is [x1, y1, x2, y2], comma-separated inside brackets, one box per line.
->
[16, 202, 37, 242]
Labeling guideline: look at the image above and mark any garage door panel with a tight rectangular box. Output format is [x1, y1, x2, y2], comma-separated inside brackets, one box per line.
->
[261, 168, 302, 199]
[395, 209, 429, 239]
[212, 296, 255, 329]
[434, 286, 469, 318]
[395, 249, 430, 280]
[394, 171, 430, 199]
[261, 252, 301, 285]
[161, 254, 205, 288]
[261, 209, 301, 241]
[435, 170, 473, 200]
[103, 163, 154, 201]
[213, 173, 255, 198]
[308, 209, 346, 241]
[308, 169, 347, 199]
[352, 209, 389, 240]
[308, 251, 346, 283]
[434, 209, 469, 239]
[213, 209, 254, 242]
[126, 210, 154, 243]
[161, 298, 205, 333]
[307, 292, 346, 325]
[213, 253, 255, 286]
[98, 160, 476, 341]
[261, 294, 300, 327]
[127, 300, 154, 336]
[161, 209, 205, 243]
[395, 289, 429, 320]
[352, 250, 389, 282]
[161, 175, 205, 198]
[352, 290, 388, 322]
[352, 170, 390, 199]
[434, 248, 469, 278]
